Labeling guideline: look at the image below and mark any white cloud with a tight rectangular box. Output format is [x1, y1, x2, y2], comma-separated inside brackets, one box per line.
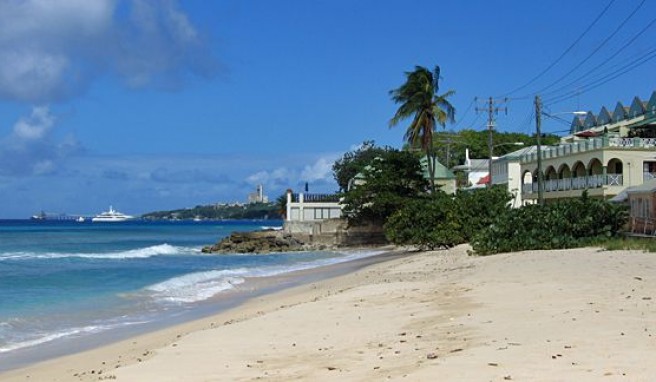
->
[0, 0, 216, 103]
[0, 106, 82, 176]
[246, 168, 292, 185]
[13, 106, 56, 140]
[300, 155, 338, 183]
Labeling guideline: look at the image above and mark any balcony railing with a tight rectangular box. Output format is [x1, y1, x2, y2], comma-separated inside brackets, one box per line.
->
[520, 137, 656, 164]
[289, 193, 340, 203]
[522, 174, 623, 194]
[644, 172, 656, 182]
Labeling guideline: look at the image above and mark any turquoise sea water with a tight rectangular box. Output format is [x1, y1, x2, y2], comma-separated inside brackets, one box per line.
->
[0, 220, 382, 362]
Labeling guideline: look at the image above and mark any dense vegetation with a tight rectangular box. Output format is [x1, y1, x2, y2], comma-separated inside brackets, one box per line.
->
[332, 141, 390, 192]
[470, 192, 627, 255]
[384, 187, 511, 250]
[142, 202, 281, 220]
[431, 129, 561, 169]
[338, 146, 428, 225]
[383, 188, 627, 254]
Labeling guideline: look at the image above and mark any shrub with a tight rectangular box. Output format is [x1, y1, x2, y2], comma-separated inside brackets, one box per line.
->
[384, 194, 463, 250]
[471, 193, 628, 255]
[453, 186, 512, 241]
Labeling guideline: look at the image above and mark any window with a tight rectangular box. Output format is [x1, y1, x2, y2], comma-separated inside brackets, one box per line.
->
[314, 208, 332, 220]
[643, 162, 656, 174]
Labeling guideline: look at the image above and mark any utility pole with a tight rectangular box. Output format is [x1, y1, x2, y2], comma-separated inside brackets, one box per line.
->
[476, 97, 508, 187]
[534, 95, 544, 205]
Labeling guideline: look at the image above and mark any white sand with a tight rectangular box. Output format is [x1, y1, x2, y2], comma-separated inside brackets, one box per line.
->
[2, 245, 655, 381]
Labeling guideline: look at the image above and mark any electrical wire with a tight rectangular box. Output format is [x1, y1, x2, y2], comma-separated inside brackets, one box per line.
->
[531, 0, 647, 96]
[544, 45, 656, 105]
[541, 14, 656, 100]
[498, 0, 617, 99]
[453, 98, 475, 129]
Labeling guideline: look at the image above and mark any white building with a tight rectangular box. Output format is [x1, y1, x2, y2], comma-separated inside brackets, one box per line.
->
[248, 184, 269, 204]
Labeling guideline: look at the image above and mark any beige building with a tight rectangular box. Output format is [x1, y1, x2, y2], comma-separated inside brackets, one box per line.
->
[518, 91, 656, 203]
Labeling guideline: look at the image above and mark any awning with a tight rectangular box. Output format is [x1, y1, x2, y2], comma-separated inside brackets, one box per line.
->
[574, 130, 599, 138]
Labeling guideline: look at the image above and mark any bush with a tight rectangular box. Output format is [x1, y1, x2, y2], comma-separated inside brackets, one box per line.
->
[384, 187, 512, 251]
[453, 186, 512, 241]
[471, 193, 628, 255]
[384, 194, 463, 250]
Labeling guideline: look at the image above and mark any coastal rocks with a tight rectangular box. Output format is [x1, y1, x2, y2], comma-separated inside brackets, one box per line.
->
[202, 230, 326, 254]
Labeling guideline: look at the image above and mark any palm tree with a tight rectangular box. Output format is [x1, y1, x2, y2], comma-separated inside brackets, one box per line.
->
[389, 65, 455, 192]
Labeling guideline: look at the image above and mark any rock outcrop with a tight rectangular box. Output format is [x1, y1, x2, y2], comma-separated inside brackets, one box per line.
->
[201, 230, 328, 254]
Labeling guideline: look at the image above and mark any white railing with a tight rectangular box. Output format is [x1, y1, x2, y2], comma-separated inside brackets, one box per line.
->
[644, 172, 656, 182]
[522, 174, 623, 194]
[520, 137, 656, 163]
[286, 192, 342, 222]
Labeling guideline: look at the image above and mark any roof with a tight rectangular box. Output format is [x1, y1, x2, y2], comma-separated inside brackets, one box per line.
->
[420, 156, 456, 179]
[625, 180, 656, 195]
[498, 145, 538, 160]
[452, 158, 489, 172]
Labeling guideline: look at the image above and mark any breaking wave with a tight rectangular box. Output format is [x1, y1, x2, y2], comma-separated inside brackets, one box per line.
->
[144, 249, 386, 304]
[0, 244, 196, 261]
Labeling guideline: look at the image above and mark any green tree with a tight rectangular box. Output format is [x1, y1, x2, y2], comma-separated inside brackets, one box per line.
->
[432, 129, 561, 169]
[389, 65, 455, 192]
[332, 141, 388, 192]
[340, 148, 428, 225]
[275, 192, 288, 219]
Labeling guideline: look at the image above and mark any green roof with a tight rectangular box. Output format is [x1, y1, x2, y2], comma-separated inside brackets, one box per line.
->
[420, 156, 455, 180]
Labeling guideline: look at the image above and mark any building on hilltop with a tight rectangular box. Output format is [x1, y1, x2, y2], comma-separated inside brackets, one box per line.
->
[248, 184, 269, 204]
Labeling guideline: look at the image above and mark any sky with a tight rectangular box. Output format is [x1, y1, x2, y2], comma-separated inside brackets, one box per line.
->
[1, 0, 655, 218]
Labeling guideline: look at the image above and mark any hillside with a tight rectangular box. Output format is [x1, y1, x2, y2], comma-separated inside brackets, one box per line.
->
[142, 202, 282, 220]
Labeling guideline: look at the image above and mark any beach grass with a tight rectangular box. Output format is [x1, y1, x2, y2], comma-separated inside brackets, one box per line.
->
[598, 236, 656, 252]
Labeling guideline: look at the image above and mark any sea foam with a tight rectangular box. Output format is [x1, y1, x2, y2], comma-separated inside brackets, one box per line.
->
[0, 243, 195, 261]
[0, 320, 146, 353]
[144, 249, 386, 304]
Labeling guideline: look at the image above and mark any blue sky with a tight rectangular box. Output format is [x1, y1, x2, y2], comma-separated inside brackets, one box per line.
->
[1, 0, 655, 218]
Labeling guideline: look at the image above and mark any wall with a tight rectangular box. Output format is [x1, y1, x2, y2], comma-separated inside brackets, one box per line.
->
[283, 218, 387, 247]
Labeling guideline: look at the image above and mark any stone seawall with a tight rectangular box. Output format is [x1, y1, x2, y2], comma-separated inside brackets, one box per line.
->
[202, 219, 388, 254]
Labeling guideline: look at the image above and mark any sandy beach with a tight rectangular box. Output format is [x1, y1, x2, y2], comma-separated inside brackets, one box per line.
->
[2, 245, 655, 381]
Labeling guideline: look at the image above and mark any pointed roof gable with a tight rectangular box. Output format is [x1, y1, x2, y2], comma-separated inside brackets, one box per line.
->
[583, 111, 597, 129]
[570, 115, 584, 134]
[648, 91, 656, 117]
[612, 102, 627, 123]
[629, 96, 645, 118]
[597, 106, 612, 125]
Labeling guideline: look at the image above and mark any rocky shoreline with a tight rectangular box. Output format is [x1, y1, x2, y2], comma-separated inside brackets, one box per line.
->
[201, 230, 331, 254]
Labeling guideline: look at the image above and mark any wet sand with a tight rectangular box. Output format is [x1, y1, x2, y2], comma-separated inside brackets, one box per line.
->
[2, 245, 655, 381]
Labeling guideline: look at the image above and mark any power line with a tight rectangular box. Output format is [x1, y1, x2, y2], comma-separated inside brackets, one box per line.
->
[476, 97, 508, 186]
[454, 98, 475, 129]
[531, 0, 647, 96]
[541, 14, 656, 101]
[499, 0, 617, 99]
[544, 45, 656, 105]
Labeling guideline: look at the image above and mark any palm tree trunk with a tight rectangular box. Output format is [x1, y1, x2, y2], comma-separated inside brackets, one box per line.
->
[427, 127, 437, 193]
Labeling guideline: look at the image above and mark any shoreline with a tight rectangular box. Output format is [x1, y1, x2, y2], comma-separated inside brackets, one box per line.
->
[0, 246, 407, 375]
[2, 245, 656, 381]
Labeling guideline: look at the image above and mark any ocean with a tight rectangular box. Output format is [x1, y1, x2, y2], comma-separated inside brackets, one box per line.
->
[0, 220, 383, 369]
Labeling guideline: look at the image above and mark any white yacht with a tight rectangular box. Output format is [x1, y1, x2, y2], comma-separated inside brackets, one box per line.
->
[91, 206, 134, 222]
